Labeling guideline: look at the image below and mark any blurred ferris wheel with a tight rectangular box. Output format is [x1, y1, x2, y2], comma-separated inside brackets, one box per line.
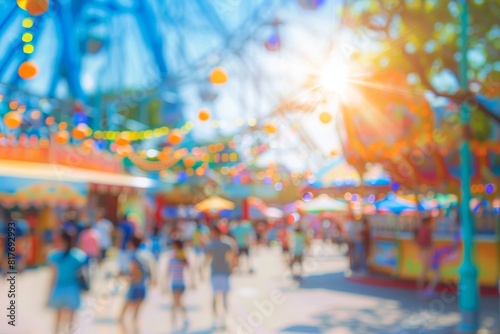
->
[1, 0, 340, 170]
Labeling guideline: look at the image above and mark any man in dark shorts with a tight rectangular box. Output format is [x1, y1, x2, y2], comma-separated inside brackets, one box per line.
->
[205, 226, 236, 330]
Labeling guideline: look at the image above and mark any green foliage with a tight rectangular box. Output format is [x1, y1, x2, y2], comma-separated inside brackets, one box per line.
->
[344, 0, 499, 95]
[147, 99, 161, 127]
[470, 106, 491, 141]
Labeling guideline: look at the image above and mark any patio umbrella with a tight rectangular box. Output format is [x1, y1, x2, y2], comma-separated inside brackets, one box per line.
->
[435, 194, 458, 208]
[375, 194, 417, 215]
[302, 194, 348, 213]
[265, 207, 284, 219]
[195, 196, 235, 212]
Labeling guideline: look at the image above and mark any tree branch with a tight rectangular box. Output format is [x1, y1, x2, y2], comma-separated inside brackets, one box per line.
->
[404, 49, 500, 124]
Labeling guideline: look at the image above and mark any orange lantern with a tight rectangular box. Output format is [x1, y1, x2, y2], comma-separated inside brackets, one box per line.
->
[319, 112, 332, 124]
[198, 108, 211, 121]
[116, 133, 131, 146]
[168, 129, 183, 146]
[54, 130, 69, 144]
[263, 122, 277, 134]
[116, 144, 133, 157]
[18, 61, 39, 80]
[209, 67, 228, 85]
[71, 124, 89, 140]
[81, 139, 94, 153]
[3, 111, 23, 129]
[183, 156, 196, 168]
[58, 121, 68, 130]
[17, 0, 49, 16]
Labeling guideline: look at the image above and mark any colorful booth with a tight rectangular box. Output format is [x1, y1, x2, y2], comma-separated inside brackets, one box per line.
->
[367, 213, 499, 288]
[0, 144, 157, 267]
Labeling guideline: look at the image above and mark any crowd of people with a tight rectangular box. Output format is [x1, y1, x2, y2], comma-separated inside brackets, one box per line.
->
[36, 212, 320, 333]
[0, 207, 464, 333]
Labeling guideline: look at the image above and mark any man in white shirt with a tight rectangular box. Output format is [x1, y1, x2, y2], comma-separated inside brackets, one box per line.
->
[93, 209, 114, 265]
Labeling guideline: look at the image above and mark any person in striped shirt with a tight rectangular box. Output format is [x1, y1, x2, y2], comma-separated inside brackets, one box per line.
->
[167, 239, 189, 330]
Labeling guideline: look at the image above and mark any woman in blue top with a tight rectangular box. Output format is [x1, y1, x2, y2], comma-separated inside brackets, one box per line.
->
[149, 225, 163, 262]
[119, 234, 153, 326]
[47, 230, 87, 334]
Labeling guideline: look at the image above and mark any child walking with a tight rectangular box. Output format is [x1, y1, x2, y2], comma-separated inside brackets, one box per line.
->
[119, 235, 153, 328]
[167, 239, 189, 330]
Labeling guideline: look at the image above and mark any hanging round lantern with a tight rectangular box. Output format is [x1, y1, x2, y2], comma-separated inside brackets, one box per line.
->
[116, 144, 133, 157]
[71, 124, 89, 140]
[168, 129, 183, 146]
[116, 133, 131, 146]
[81, 139, 94, 153]
[17, 0, 49, 16]
[54, 130, 69, 144]
[198, 108, 211, 121]
[263, 122, 278, 134]
[319, 112, 332, 124]
[183, 155, 196, 168]
[264, 32, 280, 52]
[209, 67, 228, 85]
[297, 0, 326, 10]
[3, 111, 23, 129]
[18, 60, 39, 80]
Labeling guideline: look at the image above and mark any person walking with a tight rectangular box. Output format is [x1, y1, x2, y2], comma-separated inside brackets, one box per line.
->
[191, 221, 209, 284]
[47, 230, 87, 334]
[116, 214, 135, 275]
[344, 213, 359, 271]
[167, 239, 189, 330]
[93, 209, 113, 265]
[149, 225, 164, 263]
[119, 235, 153, 328]
[415, 216, 434, 296]
[229, 218, 254, 274]
[277, 223, 291, 262]
[360, 218, 371, 271]
[205, 225, 236, 330]
[354, 219, 369, 274]
[290, 224, 309, 280]
[78, 223, 100, 280]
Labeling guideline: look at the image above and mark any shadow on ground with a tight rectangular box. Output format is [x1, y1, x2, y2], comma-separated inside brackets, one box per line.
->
[278, 272, 499, 334]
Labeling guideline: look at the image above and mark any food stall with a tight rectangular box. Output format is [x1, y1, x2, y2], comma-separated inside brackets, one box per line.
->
[368, 211, 499, 288]
[0, 143, 156, 267]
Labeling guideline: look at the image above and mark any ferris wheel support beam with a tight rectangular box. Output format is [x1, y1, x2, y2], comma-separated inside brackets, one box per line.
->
[194, 0, 229, 37]
[0, 3, 17, 36]
[135, 0, 169, 78]
[57, 1, 85, 102]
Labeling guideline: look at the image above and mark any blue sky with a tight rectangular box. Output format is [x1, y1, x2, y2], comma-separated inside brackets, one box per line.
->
[3, 1, 356, 172]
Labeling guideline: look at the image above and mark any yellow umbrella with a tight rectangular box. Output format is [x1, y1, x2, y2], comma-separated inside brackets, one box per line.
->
[195, 196, 235, 212]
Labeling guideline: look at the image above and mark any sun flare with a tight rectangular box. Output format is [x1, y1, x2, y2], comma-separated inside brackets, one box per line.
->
[319, 57, 350, 94]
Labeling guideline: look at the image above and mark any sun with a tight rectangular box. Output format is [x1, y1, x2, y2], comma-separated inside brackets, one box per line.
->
[319, 56, 350, 94]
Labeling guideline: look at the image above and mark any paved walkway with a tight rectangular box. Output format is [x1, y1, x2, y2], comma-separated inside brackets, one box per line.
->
[0, 242, 498, 334]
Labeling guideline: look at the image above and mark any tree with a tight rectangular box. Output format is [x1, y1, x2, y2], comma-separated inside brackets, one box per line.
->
[342, 0, 500, 125]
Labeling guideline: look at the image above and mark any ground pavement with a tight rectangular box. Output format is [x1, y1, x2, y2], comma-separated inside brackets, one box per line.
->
[0, 242, 498, 334]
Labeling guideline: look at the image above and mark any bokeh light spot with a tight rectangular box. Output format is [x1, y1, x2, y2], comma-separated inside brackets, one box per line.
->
[22, 32, 33, 42]
[22, 18, 34, 28]
[319, 112, 332, 124]
[302, 192, 313, 202]
[485, 183, 495, 194]
[18, 60, 38, 79]
[23, 44, 35, 54]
